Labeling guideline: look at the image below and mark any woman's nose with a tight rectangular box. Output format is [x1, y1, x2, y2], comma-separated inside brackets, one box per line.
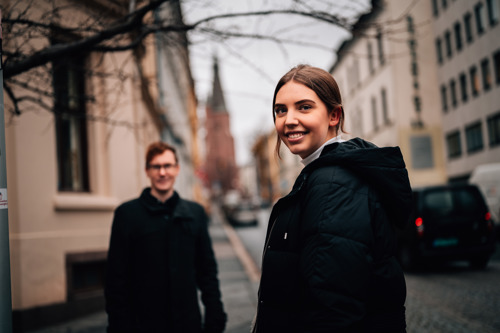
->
[285, 110, 299, 126]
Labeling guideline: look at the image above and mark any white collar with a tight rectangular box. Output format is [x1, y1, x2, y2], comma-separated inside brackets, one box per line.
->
[301, 135, 345, 166]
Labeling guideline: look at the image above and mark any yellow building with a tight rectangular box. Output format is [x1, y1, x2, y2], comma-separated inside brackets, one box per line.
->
[2, 1, 200, 331]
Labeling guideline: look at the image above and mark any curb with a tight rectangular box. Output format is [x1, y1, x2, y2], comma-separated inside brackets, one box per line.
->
[221, 221, 261, 282]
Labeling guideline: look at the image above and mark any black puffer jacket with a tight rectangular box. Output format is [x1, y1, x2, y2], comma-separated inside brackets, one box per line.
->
[253, 138, 412, 333]
[105, 189, 226, 333]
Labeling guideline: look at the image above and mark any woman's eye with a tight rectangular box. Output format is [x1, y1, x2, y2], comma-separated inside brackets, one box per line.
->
[299, 104, 312, 111]
[274, 107, 286, 115]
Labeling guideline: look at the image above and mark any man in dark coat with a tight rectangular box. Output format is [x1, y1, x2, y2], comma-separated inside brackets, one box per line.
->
[105, 142, 226, 333]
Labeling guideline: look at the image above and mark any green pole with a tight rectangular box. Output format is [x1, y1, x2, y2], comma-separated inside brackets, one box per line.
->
[0, 10, 13, 333]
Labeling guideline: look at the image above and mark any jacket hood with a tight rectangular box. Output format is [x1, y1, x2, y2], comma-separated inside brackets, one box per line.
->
[302, 137, 412, 228]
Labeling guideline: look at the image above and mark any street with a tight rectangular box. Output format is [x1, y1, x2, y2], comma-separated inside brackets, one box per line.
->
[234, 208, 500, 333]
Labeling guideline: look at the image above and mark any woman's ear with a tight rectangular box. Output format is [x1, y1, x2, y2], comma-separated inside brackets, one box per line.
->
[329, 107, 341, 127]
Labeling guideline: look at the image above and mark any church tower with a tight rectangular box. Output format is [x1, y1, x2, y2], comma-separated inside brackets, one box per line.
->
[204, 57, 238, 195]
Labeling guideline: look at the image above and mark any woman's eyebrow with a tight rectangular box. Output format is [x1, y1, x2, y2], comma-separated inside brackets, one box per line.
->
[295, 99, 316, 105]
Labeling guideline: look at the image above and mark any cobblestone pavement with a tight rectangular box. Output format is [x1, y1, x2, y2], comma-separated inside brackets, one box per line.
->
[405, 258, 500, 333]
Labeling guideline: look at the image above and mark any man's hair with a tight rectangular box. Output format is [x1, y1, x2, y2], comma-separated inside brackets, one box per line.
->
[145, 142, 178, 167]
[272, 64, 346, 158]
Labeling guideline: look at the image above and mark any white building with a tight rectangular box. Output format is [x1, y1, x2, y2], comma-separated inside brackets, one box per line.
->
[432, 0, 500, 182]
[331, 0, 447, 187]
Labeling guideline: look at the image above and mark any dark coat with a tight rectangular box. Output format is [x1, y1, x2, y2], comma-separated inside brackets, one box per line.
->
[253, 138, 413, 333]
[105, 189, 226, 333]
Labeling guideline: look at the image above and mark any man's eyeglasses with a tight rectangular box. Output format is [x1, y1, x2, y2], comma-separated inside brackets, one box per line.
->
[148, 163, 177, 171]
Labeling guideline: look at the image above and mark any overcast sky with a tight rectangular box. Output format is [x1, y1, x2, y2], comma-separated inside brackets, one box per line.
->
[182, 0, 371, 165]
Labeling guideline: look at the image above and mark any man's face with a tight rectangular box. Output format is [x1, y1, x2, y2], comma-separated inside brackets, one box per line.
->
[145, 150, 179, 199]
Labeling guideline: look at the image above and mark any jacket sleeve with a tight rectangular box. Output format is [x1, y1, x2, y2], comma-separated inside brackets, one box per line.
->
[299, 180, 375, 331]
[105, 206, 134, 333]
[194, 207, 227, 333]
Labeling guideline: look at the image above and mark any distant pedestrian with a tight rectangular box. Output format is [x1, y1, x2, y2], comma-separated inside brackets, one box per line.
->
[105, 142, 227, 333]
[252, 65, 412, 333]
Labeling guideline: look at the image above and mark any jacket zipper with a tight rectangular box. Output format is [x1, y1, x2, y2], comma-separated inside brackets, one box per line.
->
[253, 217, 278, 333]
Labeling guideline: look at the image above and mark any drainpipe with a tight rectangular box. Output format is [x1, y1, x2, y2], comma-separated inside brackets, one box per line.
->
[0, 11, 13, 333]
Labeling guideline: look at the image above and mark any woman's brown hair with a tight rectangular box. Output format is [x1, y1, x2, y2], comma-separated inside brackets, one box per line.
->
[272, 64, 345, 158]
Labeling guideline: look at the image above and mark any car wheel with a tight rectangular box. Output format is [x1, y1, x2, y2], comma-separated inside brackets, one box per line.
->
[469, 255, 489, 269]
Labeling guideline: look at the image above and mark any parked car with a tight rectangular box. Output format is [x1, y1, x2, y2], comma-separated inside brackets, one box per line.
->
[225, 202, 259, 227]
[397, 184, 496, 270]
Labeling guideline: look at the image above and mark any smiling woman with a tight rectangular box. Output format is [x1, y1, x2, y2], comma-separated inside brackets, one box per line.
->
[252, 65, 413, 333]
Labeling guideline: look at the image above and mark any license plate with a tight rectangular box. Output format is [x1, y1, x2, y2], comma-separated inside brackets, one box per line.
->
[433, 238, 458, 247]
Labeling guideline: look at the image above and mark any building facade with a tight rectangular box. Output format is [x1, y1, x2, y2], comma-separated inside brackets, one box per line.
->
[432, 0, 500, 182]
[331, 0, 448, 187]
[2, 1, 200, 331]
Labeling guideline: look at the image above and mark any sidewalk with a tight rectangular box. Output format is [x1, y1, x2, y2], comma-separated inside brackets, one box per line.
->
[28, 204, 260, 333]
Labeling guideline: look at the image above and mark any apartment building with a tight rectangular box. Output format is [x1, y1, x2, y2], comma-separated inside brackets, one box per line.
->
[433, 0, 500, 181]
[331, 0, 448, 187]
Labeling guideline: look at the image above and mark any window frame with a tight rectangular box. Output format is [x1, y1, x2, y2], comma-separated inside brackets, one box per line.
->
[454, 21, 463, 52]
[493, 49, 500, 85]
[450, 79, 458, 108]
[486, 0, 500, 26]
[441, 84, 448, 112]
[459, 72, 468, 102]
[487, 111, 500, 146]
[465, 121, 484, 153]
[444, 30, 453, 59]
[436, 37, 443, 64]
[446, 130, 462, 159]
[464, 12, 474, 43]
[52, 42, 90, 193]
[481, 57, 492, 91]
[470, 65, 480, 97]
[474, 2, 486, 36]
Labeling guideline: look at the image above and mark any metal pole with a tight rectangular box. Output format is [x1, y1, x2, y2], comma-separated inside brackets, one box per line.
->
[0, 10, 14, 333]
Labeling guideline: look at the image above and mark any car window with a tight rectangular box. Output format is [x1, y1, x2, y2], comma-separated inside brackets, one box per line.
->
[424, 190, 453, 217]
[423, 187, 483, 218]
[454, 188, 483, 214]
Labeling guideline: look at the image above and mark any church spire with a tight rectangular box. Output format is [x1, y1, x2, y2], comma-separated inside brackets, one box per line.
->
[208, 56, 227, 113]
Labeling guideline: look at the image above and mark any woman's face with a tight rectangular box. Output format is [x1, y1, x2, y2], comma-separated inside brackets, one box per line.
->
[274, 81, 339, 159]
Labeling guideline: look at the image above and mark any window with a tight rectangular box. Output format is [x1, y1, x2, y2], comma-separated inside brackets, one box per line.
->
[436, 38, 443, 64]
[53, 51, 90, 192]
[381, 88, 389, 124]
[444, 30, 453, 58]
[475, 2, 486, 35]
[441, 84, 448, 112]
[487, 112, 500, 146]
[367, 42, 374, 73]
[450, 79, 458, 108]
[459, 72, 468, 102]
[481, 58, 492, 91]
[493, 50, 500, 84]
[487, 0, 499, 26]
[432, 0, 439, 17]
[454, 22, 463, 52]
[465, 122, 484, 153]
[410, 135, 434, 169]
[66, 252, 107, 301]
[446, 131, 462, 158]
[352, 108, 364, 137]
[377, 30, 385, 66]
[371, 97, 378, 131]
[470, 65, 480, 97]
[464, 12, 474, 43]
